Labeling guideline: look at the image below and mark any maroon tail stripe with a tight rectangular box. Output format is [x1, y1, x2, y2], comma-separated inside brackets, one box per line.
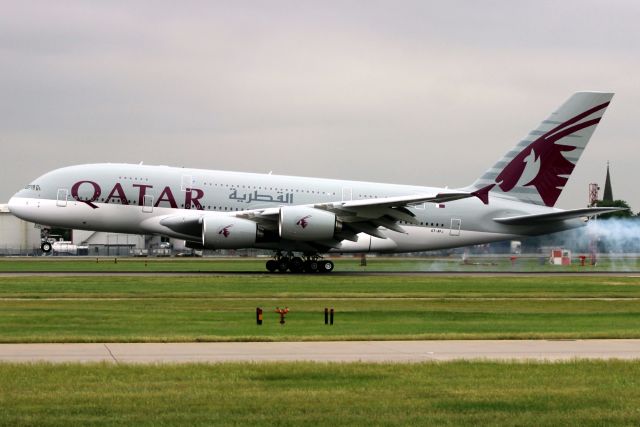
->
[542, 101, 609, 139]
[542, 117, 602, 149]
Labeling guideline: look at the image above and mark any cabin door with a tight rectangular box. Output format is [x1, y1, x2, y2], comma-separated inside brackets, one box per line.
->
[342, 188, 353, 201]
[450, 218, 461, 236]
[142, 195, 154, 213]
[56, 188, 68, 207]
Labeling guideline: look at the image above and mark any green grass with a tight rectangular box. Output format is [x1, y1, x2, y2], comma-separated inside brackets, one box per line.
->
[1, 361, 640, 426]
[2, 274, 640, 298]
[1, 275, 640, 342]
[0, 255, 639, 272]
[2, 298, 640, 342]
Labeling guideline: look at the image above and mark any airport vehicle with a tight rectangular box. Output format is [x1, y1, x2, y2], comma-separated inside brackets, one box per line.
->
[8, 92, 622, 272]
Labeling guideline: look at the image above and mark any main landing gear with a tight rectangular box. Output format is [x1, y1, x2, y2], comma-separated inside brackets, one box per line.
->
[265, 252, 334, 274]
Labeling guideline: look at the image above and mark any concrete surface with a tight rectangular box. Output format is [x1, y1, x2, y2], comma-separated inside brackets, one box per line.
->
[1, 339, 639, 363]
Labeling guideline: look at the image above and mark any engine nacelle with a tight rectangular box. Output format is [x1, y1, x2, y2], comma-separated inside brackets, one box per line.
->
[279, 206, 341, 241]
[202, 216, 258, 249]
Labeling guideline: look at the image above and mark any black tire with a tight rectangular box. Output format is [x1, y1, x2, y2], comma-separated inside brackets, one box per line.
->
[266, 260, 278, 273]
[289, 257, 304, 274]
[41, 242, 52, 253]
[304, 260, 319, 273]
[277, 259, 290, 273]
[320, 260, 334, 273]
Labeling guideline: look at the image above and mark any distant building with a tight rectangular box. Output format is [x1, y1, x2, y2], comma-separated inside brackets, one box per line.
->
[71, 231, 187, 257]
[0, 204, 41, 255]
[72, 230, 146, 256]
[0, 202, 185, 257]
[603, 161, 613, 202]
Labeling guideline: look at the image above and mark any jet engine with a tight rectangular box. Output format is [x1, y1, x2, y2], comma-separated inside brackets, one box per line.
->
[202, 216, 259, 249]
[279, 206, 341, 241]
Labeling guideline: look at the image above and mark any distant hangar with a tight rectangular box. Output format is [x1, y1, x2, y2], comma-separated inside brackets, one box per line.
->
[0, 204, 41, 255]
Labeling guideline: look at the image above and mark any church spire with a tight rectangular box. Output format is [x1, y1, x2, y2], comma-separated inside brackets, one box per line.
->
[603, 161, 613, 202]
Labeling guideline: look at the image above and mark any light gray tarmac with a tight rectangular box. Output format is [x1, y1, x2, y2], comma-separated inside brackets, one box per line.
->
[1, 340, 640, 363]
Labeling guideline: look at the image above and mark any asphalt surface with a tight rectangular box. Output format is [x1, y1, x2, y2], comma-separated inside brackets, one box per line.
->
[1, 271, 639, 277]
[1, 340, 639, 363]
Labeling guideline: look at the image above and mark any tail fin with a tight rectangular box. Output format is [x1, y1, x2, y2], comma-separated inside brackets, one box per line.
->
[468, 91, 614, 207]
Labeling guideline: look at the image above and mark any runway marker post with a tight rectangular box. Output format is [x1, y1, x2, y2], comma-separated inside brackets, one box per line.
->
[325, 308, 334, 325]
[275, 307, 289, 325]
[256, 307, 263, 325]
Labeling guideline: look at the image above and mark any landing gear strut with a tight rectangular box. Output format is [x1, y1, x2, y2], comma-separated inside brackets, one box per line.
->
[265, 252, 334, 274]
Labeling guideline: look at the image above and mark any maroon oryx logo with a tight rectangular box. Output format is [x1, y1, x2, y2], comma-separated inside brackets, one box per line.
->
[494, 101, 609, 207]
[296, 215, 312, 229]
[218, 224, 233, 238]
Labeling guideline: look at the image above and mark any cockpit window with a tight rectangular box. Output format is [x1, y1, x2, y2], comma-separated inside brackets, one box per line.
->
[24, 184, 41, 191]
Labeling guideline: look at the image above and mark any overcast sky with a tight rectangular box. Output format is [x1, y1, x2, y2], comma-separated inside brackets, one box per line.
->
[2, 1, 639, 210]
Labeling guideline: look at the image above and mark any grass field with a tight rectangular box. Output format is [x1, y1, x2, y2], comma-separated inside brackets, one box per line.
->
[1, 274, 640, 342]
[1, 255, 639, 272]
[2, 261, 640, 426]
[1, 360, 639, 426]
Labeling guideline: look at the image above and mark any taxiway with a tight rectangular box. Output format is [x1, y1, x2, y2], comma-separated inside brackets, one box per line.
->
[1, 339, 639, 363]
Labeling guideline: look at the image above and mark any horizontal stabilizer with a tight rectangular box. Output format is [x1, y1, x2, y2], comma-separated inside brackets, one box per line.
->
[493, 207, 626, 225]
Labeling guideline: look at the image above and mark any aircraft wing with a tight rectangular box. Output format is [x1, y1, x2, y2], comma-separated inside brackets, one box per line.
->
[316, 191, 471, 224]
[237, 191, 475, 241]
[493, 207, 627, 225]
[338, 192, 473, 209]
[151, 191, 476, 247]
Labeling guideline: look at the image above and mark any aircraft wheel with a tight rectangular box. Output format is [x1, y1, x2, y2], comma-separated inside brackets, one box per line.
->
[277, 258, 290, 273]
[304, 260, 319, 273]
[41, 242, 52, 253]
[266, 260, 278, 273]
[319, 260, 334, 273]
[289, 257, 304, 274]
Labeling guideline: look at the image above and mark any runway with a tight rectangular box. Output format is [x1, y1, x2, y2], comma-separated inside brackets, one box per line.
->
[1, 339, 639, 363]
[1, 271, 639, 277]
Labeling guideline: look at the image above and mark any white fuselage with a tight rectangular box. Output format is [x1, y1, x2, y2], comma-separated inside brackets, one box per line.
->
[8, 163, 572, 254]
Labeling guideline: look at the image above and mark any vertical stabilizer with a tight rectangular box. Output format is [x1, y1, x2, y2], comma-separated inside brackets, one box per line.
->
[469, 92, 613, 207]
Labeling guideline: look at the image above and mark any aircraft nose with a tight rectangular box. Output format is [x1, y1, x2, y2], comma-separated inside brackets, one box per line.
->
[7, 195, 29, 221]
[7, 196, 19, 213]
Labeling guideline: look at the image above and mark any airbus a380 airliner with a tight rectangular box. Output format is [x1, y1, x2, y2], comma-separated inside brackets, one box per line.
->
[9, 92, 622, 273]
